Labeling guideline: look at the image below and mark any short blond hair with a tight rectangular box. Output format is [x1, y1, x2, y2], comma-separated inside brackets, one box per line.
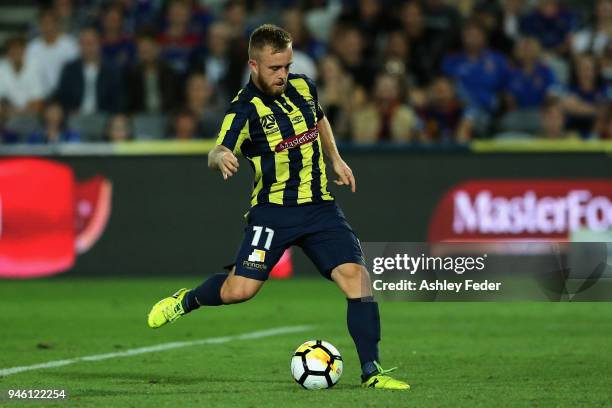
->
[248, 24, 292, 59]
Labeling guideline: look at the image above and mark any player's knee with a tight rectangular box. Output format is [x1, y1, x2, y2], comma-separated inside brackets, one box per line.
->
[334, 263, 365, 283]
[331, 263, 370, 298]
[332, 263, 367, 288]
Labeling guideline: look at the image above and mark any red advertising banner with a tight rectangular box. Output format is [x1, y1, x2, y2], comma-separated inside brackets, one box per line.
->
[428, 180, 612, 242]
[0, 158, 111, 278]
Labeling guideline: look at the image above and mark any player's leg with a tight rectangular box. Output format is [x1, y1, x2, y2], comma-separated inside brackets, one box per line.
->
[330, 263, 408, 389]
[147, 205, 288, 328]
[147, 266, 266, 328]
[183, 266, 265, 309]
[330, 262, 379, 377]
[299, 203, 409, 389]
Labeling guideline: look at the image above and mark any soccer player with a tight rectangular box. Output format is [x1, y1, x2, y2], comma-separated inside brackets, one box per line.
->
[147, 24, 409, 390]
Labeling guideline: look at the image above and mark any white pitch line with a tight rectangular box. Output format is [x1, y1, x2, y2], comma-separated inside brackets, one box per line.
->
[0, 325, 312, 377]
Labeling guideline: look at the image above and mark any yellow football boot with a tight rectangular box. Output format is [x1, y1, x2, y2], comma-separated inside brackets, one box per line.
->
[361, 362, 410, 390]
[147, 288, 189, 328]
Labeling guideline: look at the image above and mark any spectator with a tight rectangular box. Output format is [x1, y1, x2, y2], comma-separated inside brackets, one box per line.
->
[222, 0, 248, 41]
[337, 0, 388, 55]
[599, 41, 612, 85]
[157, 0, 200, 76]
[114, 0, 161, 34]
[282, 8, 323, 81]
[0, 36, 44, 114]
[381, 30, 410, 78]
[184, 73, 221, 138]
[540, 99, 577, 138]
[423, 0, 462, 48]
[399, 1, 448, 86]
[517, 0, 573, 85]
[572, 0, 612, 57]
[282, 7, 326, 61]
[317, 54, 354, 133]
[127, 29, 180, 114]
[472, 1, 515, 55]
[185, 0, 215, 36]
[442, 20, 510, 134]
[5, 0, 609, 146]
[595, 102, 612, 138]
[304, 0, 343, 43]
[100, 4, 136, 68]
[0, 100, 19, 144]
[54, 27, 124, 115]
[105, 114, 133, 141]
[419, 76, 474, 143]
[279, 8, 319, 79]
[499, 36, 558, 133]
[501, 0, 526, 41]
[52, 0, 80, 35]
[237, 0, 282, 33]
[506, 37, 558, 109]
[561, 54, 609, 138]
[219, 1, 255, 95]
[330, 25, 375, 90]
[27, 101, 80, 144]
[350, 72, 421, 143]
[170, 109, 199, 139]
[25, 9, 79, 99]
[519, 0, 577, 53]
[190, 22, 235, 100]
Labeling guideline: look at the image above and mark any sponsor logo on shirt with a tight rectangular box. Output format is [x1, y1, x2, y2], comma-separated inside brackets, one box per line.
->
[274, 127, 319, 152]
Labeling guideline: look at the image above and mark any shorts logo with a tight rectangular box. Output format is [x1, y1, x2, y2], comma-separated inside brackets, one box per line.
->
[275, 127, 319, 152]
[248, 249, 266, 262]
[242, 260, 268, 270]
[260, 114, 276, 130]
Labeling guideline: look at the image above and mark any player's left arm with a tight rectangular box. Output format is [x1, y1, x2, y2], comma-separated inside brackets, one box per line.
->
[318, 115, 356, 193]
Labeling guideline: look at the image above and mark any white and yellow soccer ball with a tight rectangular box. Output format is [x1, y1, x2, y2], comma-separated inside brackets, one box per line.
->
[290, 340, 343, 389]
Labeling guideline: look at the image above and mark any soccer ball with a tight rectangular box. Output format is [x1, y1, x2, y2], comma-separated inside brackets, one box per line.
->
[290, 340, 343, 389]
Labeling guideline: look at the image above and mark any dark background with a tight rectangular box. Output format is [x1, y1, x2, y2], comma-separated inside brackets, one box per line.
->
[59, 151, 612, 277]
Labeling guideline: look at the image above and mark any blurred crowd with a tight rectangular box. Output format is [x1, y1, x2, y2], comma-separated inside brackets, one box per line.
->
[1, 0, 611, 145]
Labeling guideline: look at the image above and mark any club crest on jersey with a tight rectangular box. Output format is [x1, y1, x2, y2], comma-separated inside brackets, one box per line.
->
[275, 127, 319, 152]
[260, 114, 277, 130]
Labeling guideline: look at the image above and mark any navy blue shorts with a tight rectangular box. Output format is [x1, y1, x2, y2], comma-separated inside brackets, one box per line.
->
[230, 201, 364, 281]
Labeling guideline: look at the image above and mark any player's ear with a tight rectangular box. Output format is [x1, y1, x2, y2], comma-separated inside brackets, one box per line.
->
[248, 59, 258, 75]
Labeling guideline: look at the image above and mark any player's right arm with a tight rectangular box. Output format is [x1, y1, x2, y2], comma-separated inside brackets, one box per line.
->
[208, 145, 239, 180]
[209, 100, 251, 180]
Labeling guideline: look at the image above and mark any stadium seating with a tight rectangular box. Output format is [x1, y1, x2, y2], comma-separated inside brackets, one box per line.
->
[68, 113, 108, 142]
[133, 114, 169, 140]
[5, 113, 40, 142]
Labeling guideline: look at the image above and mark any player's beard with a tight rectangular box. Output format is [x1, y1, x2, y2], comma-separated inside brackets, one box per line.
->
[255, 75, 286, 97]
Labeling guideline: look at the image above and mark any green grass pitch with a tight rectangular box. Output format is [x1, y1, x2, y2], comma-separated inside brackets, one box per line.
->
[1, 278, 611, 407]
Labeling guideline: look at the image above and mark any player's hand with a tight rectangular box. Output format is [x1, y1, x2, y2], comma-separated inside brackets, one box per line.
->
[217, 151, 239, 180]
[332, 159, 356, 192]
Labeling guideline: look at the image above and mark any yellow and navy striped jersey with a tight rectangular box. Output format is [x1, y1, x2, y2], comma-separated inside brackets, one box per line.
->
[216, 73, 334, 207]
